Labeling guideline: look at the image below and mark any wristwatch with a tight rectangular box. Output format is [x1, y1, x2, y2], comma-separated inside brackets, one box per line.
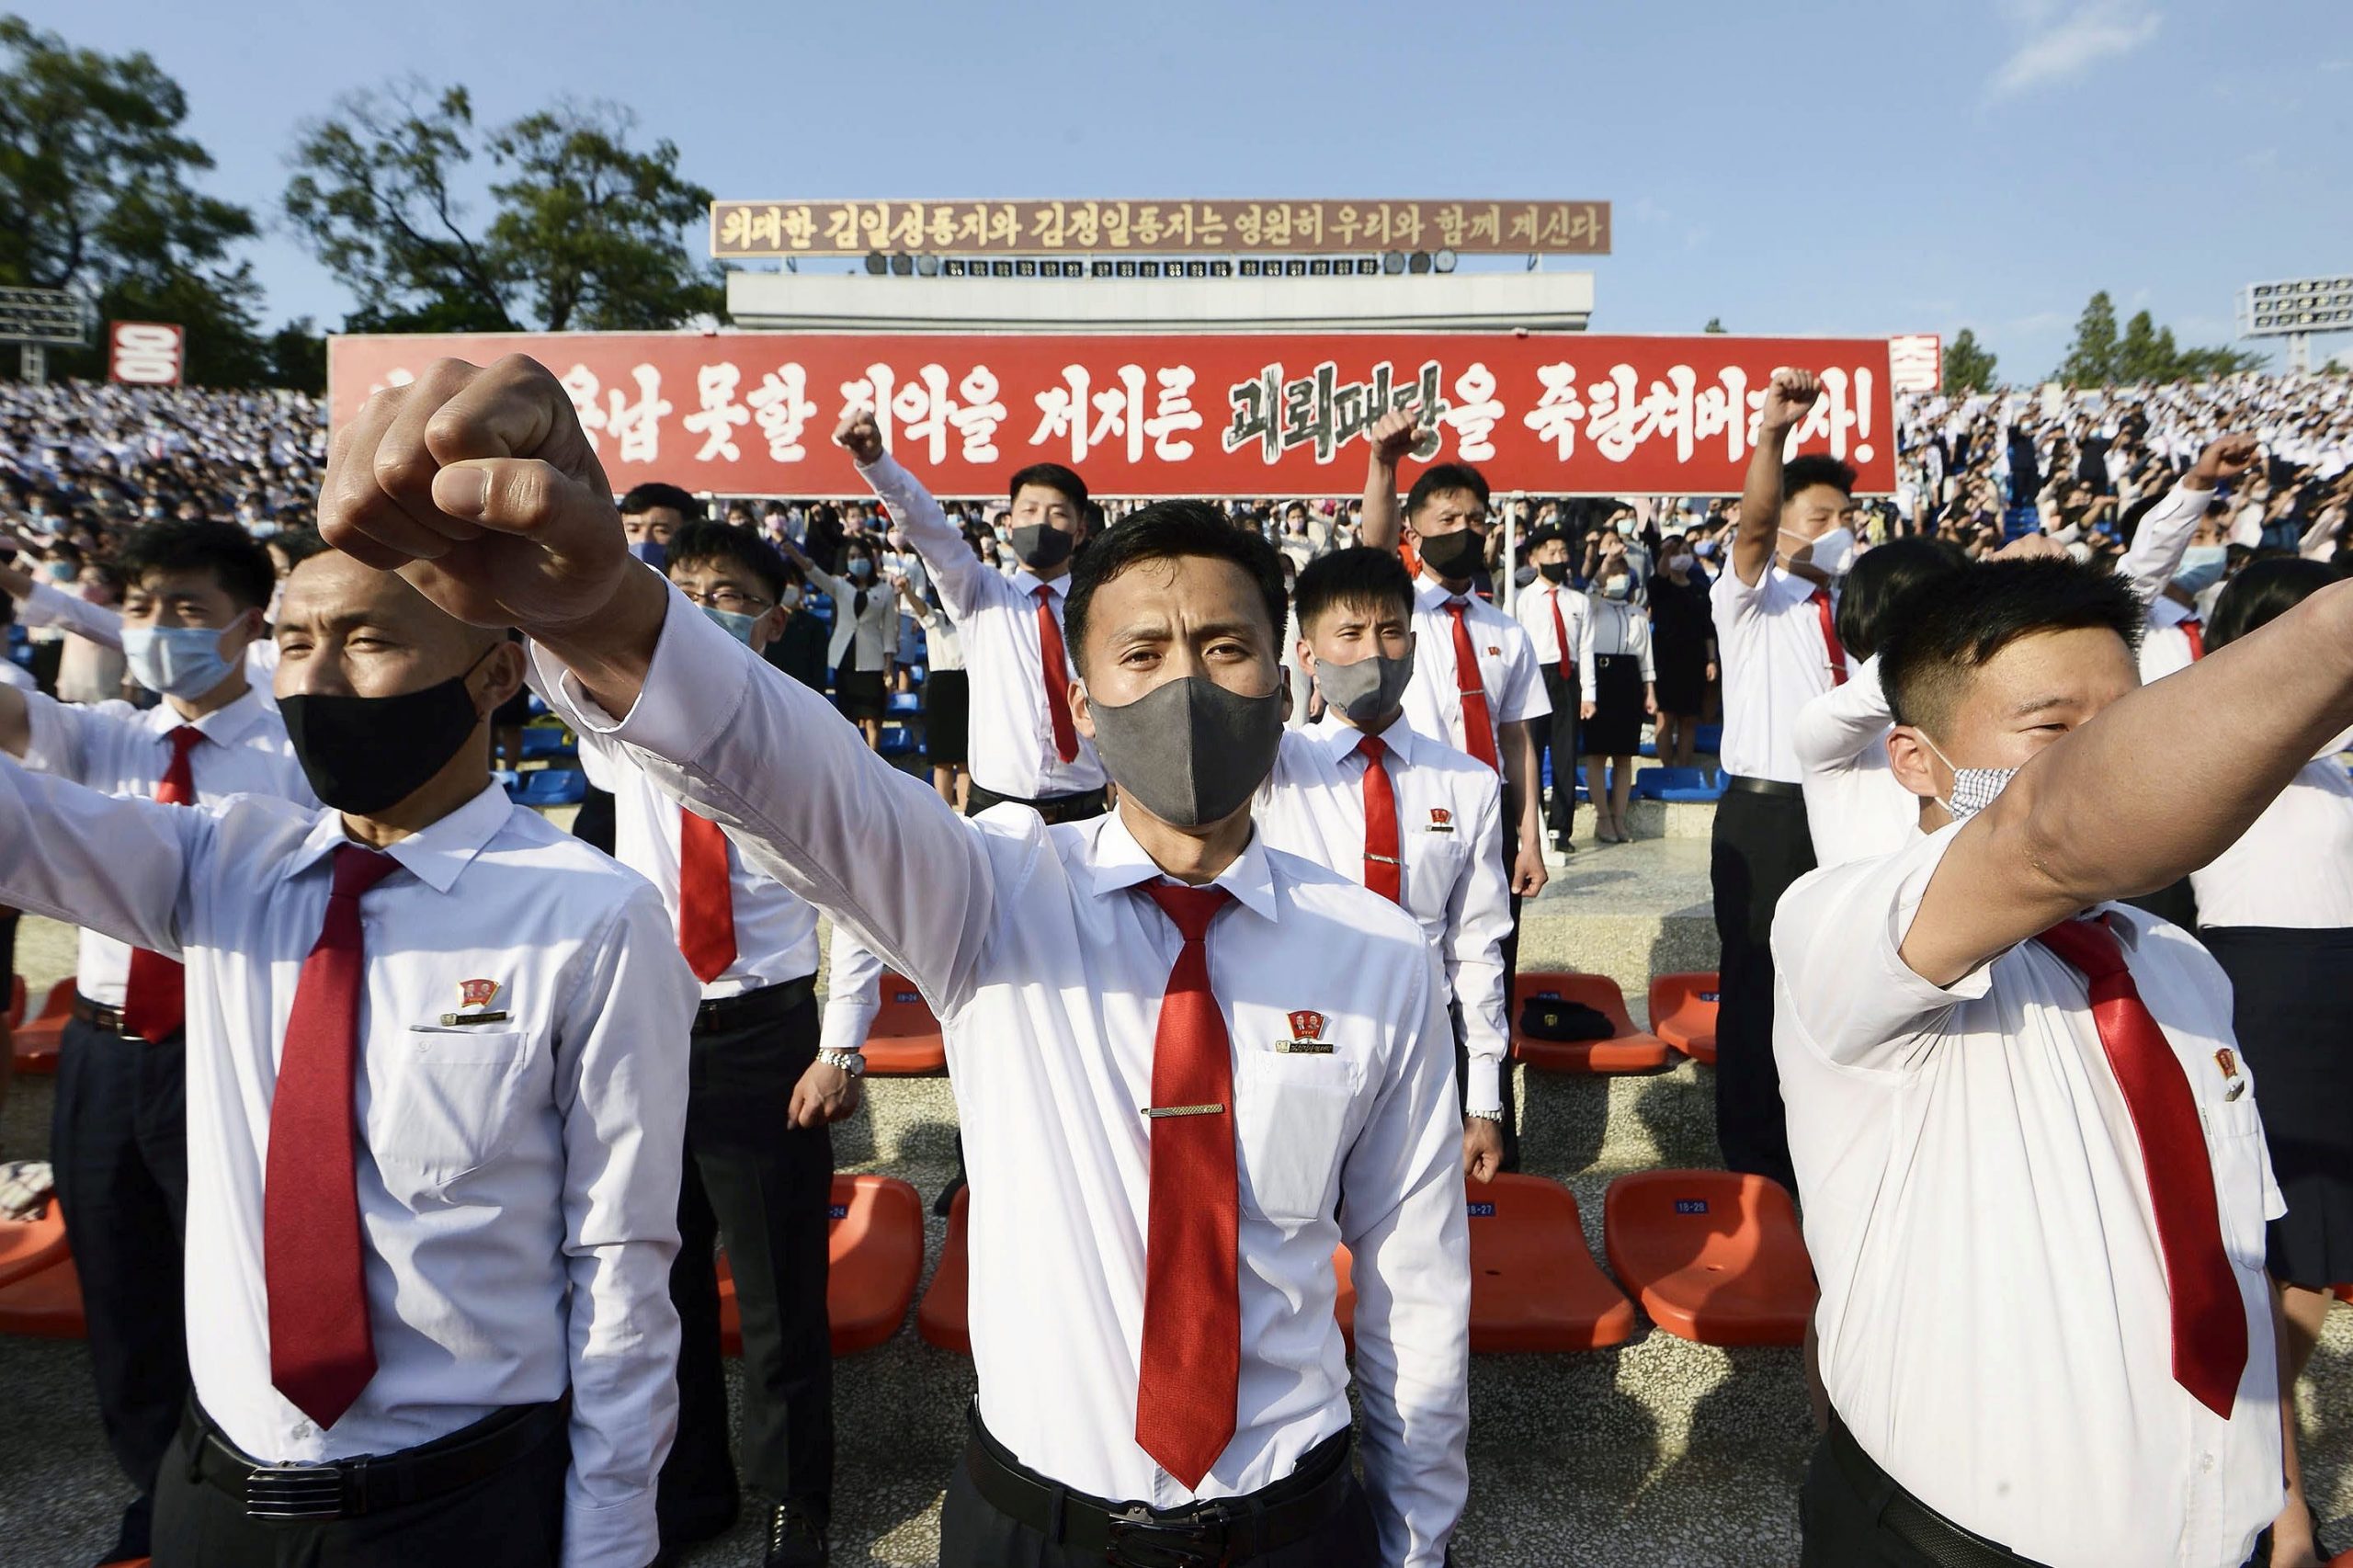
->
[817, 1049, 866, 1079]
[1464, 1108, 1506, 1124]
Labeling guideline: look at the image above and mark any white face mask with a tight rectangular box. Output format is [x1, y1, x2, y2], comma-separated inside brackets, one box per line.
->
[1919, 733, 2017, 825]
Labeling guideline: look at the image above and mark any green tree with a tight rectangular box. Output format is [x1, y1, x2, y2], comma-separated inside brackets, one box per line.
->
[263, 316, 328, 396]
[1702, 316, 1726, 334]
[2057, 290, 2120, 386]
[284, 82, 719, 334]
[1942, 328, 1999, 392]
[2114, 310, 2178, 382]
[0, 15, 269, 383]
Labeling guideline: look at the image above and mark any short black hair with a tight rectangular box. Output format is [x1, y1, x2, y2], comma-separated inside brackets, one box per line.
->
[619, 482, 705, 520]
[666, 518, 789, 602]
[1880, 558, 2144, 736]
[1294, 547, 1414, 634]
[267, 528, 331, 570]
[115, 520, 275, 611]
[1008, 461, 1089, 513]
[1836, 537, 1970, 662]
[2208, 556, 2343, 653]
[1063, 499, 1288, 676]
[1783, 455, 1857, 501]
[1405, 462, 1491, 519]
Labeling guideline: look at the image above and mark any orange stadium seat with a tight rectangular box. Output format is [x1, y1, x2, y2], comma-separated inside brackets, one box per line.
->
[1647, 971, 1722, 1064]
[915, 1186, 972, 1354]
[1336, 1176, 1638, 1352]
[12, 977, 73, 1074]
[863, 971, 948, 1076]
[0, 1248, 85, 1339]
[1604, 1170, 1815, 1346]
[1510, 971, 1672, 1074]
[0, 1202, 69, 1289]
[718, 1174, 925, 1357]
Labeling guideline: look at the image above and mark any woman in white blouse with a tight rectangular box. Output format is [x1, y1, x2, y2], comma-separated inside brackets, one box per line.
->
[2190, 556, 2353, 1568]
[1575, 553, 1655, 843]
[779, 533, 897, 750]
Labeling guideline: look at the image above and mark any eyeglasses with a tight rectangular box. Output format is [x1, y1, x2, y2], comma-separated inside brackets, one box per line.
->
[674, 585, 774, 614]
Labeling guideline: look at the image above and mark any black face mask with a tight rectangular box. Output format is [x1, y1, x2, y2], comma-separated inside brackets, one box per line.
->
[1415, 528, 1484, 581]
[1011, 523, 1075, 571]
[1537, 561, 1571, 585]
[279, 651, 492, 815]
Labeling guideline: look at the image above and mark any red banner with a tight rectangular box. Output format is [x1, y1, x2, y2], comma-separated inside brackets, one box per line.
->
[327, 331, 1893, 498]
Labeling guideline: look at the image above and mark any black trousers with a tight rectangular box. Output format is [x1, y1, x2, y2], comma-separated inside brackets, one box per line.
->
[152, 1403, 569, 1567]
[1489, 824, 1527, 1173]
[1533, 666, 1581, 838]
[53, 1012, 190, 1558]
[1708, 786, 1813, 1194]
[938, 1426, 1381, 1568]
[658, 983, 835, 1545]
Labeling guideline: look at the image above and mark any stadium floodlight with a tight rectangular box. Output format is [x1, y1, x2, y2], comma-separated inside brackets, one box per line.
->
[1434, 248, 1459, 273]
[1210, 259, 1233, 278]
[2239, 272, 2353, 370]
[940, 258, 966, 278]
[1284, 258, 1308, 277]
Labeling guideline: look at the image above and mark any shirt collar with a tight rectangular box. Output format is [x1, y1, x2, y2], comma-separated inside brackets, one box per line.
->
[289, 778, 517, 895]
[1013, 569, 1066, 601]
[153, 683, 274, 744]
[2150, 596, 2194, 629]
[1083, 807, 1279, 923]
[1414, 574, 1462, 609]
[1310, 709, 1419, 767]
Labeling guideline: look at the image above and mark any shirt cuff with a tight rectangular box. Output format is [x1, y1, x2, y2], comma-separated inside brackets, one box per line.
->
[1462, 1053, 1503, 1117]
[559, 1492, 658, 1568]
[535, 575, 752, 763]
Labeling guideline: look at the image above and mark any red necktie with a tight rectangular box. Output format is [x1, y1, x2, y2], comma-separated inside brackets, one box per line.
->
[677, 807, 737, 984]
[2036, 916, 2248, 1418]
[1548, 589, 1574, 685]
[1035, 584, 1079, 765]
[1444, 599, 1499, 769]
[1810, 588, 1848, 687]
[267, 844, 402, 1429]
[1358, 734, 1402, 904]
[120, 725, 204, 1043]
[2180, 618, 2205, 662]
[1136, 883, 1240, 1488]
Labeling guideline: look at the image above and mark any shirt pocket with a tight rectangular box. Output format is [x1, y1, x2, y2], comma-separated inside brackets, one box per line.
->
[1233, 1049, 1363, 1227]
[1404, 822, 1470, 913]
[369, 1028, 537, 1188]
[2200, 1094, 2271, 1271]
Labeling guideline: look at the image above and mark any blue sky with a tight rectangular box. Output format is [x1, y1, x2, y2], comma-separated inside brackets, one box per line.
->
[23, 0, 2352, 379]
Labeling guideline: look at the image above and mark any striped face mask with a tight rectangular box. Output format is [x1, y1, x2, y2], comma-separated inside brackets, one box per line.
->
[1920, 733, 2016, 825]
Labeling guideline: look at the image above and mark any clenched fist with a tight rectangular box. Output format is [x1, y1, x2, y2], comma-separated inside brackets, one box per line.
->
[2190, 434, 2260, 488]
[835, 408, 886, 467]
[1760, 369, 1823, 435]
[1369, 406, 1430, 468]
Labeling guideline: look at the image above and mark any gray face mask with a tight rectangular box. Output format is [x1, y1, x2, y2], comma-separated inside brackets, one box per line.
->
[1082, 674, 1284, 828]
[1313, 648, 1415, 727]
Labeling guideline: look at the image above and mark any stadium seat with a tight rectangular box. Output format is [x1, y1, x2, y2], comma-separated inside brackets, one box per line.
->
[1631, 766, 1728, 802]
[1647, 971, 1722, 1064]
[1510, 971, 1672, 1073]
[863, 971, 948, 1075]
[12, 977, 72, 1074]
[1695, 723, 1722, 755]
[916, 1186, 972, 1354]
[717, 1174, 924, 1357]
[0, 1249, 85, 1338]
[1603, 1170, 1815, 1346]
[884, 691, 921, 717]
[1334, 1175, 1638, 1352]
[515, 768, 588, 808]
[0, 1202, 68, 1289]
[518, 725, 576, 762]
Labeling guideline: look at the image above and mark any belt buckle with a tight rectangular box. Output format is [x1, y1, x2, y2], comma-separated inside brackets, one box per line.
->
[1104, 1504, 1229, 1568]
[244, 1461, 347, 1521]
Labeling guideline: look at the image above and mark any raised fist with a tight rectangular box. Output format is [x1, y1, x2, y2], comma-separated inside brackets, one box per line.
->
[1761, 369, 1823, 434]
[1369, 406, 1429, 467]
[2191, 434, 2259, 486]
[835, 408, 886, 467]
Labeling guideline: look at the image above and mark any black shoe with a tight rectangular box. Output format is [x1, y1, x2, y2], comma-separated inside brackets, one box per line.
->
[765, 1503, 828, 1568]
[933, 1171, 966, 1219]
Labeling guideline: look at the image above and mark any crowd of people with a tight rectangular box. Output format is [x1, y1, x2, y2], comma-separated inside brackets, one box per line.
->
[0, 359, 2347, 1568]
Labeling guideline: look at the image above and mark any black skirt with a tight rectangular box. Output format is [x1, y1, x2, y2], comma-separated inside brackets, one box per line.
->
[1653, 643, 1711, 717]
[1582, 653, 1645, 756]
[923, 668, 970, 766]
[834, 665, 887, 722]
[2200, 925, 2353, 1289]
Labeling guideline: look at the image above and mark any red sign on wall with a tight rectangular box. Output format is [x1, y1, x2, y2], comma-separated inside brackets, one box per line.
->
[327, 331, 1894, 497]
[109, 321, 186, 386]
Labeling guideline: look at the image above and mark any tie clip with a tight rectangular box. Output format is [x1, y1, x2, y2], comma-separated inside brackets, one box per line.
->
[1366, 853, 1403, 867]
[1144, 1103, 1225, 1119]
[435, 1010, 511, 1027]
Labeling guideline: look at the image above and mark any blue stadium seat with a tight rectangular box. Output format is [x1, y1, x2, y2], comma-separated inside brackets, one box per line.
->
[1695, 723, 1722, 755]
[884, 691, 921, 717]
[492, 767, 521, 795]
[516, 767, 588, 808]
[524, 693, 551, 720]
[519, 727, 576, 762]
[1632, 767, 1728, 802]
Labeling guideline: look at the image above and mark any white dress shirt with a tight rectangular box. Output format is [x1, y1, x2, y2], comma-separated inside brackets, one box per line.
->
[530, 591, 1470, 1565]
[2114, 480, 2213, 685]
[816, 918, 886, 1056]
[1575, 599, 1655, 702]
[1709, 563, 1838, 784]
[804, 562, 894, 674]
[1256, 715, 1511, 1114]
[2191, 756, 2353, 928]
[1775, 824, 2285, 1568]
[860, 455, 1106, 798]
[570, 722, 819, 998]
[1509, 578, 1589, 679]
[0, 659, 33, 693]
[19, 685, 314, 1007]
[1791, 655, 1919, 868]
[1401, 575, 1550, 766]
[0, 767, 697, 1568]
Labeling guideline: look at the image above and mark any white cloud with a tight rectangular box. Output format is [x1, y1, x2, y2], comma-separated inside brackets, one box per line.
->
[1987, 0, 2162, 98]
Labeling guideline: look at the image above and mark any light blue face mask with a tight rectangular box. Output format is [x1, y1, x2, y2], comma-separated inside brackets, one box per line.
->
[121, 624, 239, 699]
[701, 606, 761, 645]
[2174, 544, 2227, 597]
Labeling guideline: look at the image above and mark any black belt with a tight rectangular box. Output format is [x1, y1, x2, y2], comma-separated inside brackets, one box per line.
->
[967, 783, 1109, 825]
[1724, 775, 1805, 800]
[182, 1397, 567, 1522]
[962, 1405, 1353, 1567]
[1825, 1412, 2046, 1568]
[693, 973, 815, 1033]
[71, 994, 176, 1041]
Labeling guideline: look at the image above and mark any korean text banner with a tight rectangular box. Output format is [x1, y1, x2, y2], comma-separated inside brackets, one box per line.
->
[327, 333, 1895, 498]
